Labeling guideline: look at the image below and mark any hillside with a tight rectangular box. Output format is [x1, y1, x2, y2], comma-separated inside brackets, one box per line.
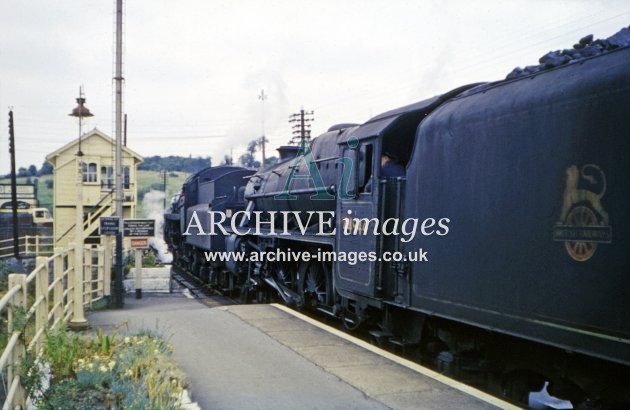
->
[0, 174, 53, 211]
[135, 170, 190, 217]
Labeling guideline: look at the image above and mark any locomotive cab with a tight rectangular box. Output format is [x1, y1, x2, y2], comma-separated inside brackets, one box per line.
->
[333, 89, 470, 305]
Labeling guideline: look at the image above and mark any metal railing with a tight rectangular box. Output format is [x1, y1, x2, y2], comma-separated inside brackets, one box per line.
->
[0, 238, 113, 409]
[0, 236, 54, 260]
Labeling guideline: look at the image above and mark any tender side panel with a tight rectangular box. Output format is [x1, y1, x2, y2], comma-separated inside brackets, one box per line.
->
[406, 48, 630, 364]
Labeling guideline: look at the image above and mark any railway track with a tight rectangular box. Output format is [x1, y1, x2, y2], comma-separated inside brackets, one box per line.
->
[170, 265, 236, 308]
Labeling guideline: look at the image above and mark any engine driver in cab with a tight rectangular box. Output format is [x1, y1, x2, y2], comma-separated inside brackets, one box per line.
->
[380, 152, 405, 178]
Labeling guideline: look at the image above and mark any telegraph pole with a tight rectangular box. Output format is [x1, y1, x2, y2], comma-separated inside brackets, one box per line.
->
[258, 89, 268, 166]
[113, 0, 125, 308]
[123, 113, 127, 146]
[8, 110, 19, 259]
[289, 109, 314, 145]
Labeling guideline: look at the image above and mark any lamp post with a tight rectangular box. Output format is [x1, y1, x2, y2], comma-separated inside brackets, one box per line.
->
[68, 87, 93, 330]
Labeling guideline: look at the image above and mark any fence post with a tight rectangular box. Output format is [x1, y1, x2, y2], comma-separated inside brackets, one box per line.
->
[68, 242, 88, 329]
[8, 273, 27, 408]
[97, 244, 104, 299]
[23, 235, 29, 255]
[35, 235, 40, 256]
[135, 248, 143, 299]
[67, 244, 75, 316]
[102, 235, 112, 297]
[85, 245, 92, 309]
[35, 256, 49, 352]
[53, 247, 64, 326]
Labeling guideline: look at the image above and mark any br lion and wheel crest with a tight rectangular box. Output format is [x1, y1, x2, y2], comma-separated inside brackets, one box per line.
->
[553, 164, 612, 262]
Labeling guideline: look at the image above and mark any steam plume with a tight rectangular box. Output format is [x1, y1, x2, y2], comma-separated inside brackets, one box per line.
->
[142, 189, 173, 263]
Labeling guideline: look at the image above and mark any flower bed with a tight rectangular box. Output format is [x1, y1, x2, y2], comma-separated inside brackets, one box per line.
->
[22, 324, 188, 409]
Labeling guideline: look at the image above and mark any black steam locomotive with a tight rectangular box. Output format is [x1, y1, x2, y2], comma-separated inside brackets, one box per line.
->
[165, 31, 630, 407]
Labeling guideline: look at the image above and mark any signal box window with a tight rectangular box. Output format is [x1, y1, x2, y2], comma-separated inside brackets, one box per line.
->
[101, 166, 114, 189]
[82, 162, 97, 183]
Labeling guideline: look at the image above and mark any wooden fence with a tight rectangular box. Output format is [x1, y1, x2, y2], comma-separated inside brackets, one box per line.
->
[0, 236, 54, 260]
[0, 238, 113, 409]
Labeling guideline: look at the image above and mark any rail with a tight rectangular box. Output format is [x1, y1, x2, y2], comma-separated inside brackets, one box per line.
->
[0, 236, 54, 260]
[0, 237, 114, 409]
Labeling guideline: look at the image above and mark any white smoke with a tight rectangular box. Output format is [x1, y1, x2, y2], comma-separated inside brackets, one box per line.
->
[142, 189, 173, 264]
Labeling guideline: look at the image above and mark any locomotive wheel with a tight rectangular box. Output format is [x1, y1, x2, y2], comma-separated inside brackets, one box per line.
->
[276, 261, 298, 292]
[298, 261, 332, 309]
[564, 205, 598, 261]
[239, 282, 253, 304]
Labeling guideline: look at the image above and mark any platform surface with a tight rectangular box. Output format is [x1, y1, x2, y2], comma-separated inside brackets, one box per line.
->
[88, 293, 517, 410]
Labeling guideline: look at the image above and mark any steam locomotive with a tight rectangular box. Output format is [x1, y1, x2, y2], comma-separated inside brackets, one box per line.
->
[165, 31, 630, 408]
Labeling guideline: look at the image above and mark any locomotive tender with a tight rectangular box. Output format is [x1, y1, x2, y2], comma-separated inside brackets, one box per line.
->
[165, 33, 630, 407]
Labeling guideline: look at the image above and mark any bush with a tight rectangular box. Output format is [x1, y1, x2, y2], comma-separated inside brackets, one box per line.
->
[45, 324, 81, 382]
[0, 260, 10, 292]
[143, 251, 157, 267]
[123, 251, 161, 275]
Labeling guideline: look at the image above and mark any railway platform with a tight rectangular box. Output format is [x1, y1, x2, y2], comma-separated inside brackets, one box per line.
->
[87, 291, 518, 410]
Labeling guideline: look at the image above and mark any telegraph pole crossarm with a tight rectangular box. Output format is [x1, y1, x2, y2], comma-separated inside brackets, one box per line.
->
[288, 109, 314, 146]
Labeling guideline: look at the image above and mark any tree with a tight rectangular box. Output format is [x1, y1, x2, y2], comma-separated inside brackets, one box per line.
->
[222, 155, 233, 166]
[238, 153, 260, 168]
[238, 138, 262, 168]
[17, 167, 29, 177]
[28, 165, 37, 176]
[138, 155, 212, 173]
[264, 156, 279, 167]
[38, 161, 53, 176]
[247, 139, 258, 156]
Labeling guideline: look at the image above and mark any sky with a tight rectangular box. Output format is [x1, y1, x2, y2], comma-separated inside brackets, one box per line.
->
[1, 0, 629, 174]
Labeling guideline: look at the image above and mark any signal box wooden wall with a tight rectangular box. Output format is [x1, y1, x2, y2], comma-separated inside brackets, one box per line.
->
[46, 129, 143, 247]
